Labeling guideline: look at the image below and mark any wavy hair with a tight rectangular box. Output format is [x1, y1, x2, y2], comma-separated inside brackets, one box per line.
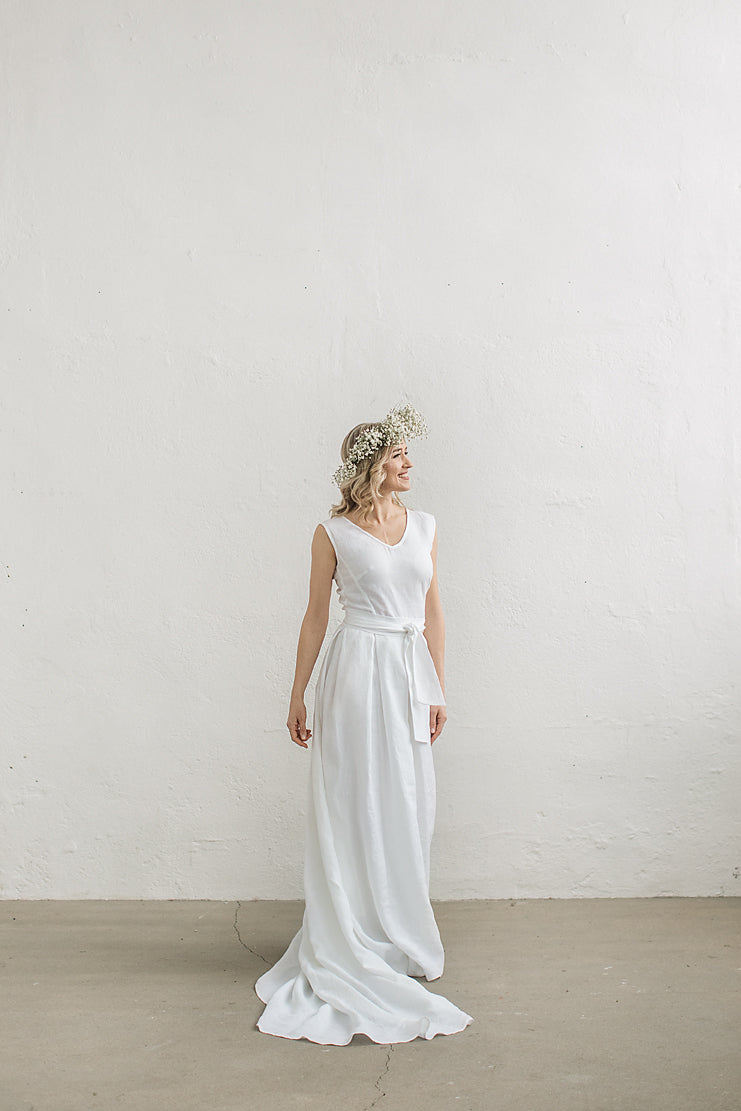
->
[329, 423, 405, 521]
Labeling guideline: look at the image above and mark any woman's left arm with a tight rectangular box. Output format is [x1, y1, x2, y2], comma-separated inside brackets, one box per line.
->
[424, 524, 447, 742]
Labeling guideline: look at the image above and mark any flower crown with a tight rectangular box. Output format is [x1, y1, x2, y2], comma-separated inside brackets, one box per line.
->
[332, 403, 429, 487]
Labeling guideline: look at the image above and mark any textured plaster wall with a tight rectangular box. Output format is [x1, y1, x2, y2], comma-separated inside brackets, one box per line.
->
[2, 0, 740, 900]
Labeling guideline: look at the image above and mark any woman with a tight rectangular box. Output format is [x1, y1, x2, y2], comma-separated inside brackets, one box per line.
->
[254, 403, 473, 1044]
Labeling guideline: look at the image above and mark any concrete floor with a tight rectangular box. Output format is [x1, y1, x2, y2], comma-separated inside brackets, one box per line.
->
[1, 899, 739, 1111]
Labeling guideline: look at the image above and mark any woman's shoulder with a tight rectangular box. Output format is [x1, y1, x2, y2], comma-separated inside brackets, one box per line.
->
[411, 507, 436, 527]
[317, 515, 340, 538]
[317, 514, 351, 546]
[409, 507, 437, 543]
[318, 513, 346, 531]
[314, 518, 342, 563]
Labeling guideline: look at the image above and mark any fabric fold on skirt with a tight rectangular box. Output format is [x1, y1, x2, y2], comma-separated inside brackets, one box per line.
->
[254, 614, 474, 1045]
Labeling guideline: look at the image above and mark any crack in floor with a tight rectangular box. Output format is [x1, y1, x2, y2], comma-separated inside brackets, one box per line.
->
[233, 901, 271, 966]
[364, 1045, 394, 1110]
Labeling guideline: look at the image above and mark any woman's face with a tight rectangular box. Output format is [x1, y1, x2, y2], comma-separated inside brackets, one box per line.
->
[381, 442, 412, 493]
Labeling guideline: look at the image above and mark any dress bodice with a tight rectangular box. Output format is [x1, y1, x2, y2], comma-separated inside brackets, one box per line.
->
[319, 508, 436, 621]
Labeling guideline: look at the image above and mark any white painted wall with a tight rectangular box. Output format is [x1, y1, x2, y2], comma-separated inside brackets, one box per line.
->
[2, 0, 739, 900]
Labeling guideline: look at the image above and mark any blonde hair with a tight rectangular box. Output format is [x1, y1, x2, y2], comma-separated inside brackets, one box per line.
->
[329, 423, 405, 521]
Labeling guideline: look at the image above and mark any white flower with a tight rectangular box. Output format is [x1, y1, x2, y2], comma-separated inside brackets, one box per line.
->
[332, 403, 430, 487]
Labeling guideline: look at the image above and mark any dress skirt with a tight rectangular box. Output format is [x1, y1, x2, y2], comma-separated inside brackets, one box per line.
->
[254, 612, 474, 1045]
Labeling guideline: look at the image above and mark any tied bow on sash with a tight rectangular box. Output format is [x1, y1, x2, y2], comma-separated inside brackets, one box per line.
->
[341, 609, 446, 743]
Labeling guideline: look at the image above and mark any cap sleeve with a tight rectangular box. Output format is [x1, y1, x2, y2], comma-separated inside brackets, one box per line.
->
[319, 518, 340, 561]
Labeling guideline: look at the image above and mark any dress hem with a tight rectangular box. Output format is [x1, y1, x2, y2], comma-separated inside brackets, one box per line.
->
[254, 980, 473, 1046]
[254, 1014, 474, 1047]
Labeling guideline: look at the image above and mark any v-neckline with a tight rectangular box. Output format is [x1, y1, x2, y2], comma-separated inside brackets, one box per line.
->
[343, 508, 410, 549]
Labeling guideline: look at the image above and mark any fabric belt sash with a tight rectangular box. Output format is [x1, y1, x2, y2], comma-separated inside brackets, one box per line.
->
[341, 608, 445, 743]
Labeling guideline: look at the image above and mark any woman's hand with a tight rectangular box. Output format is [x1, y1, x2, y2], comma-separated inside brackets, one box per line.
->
[287, 695, 312, 749]
[429, 705, 447, 744]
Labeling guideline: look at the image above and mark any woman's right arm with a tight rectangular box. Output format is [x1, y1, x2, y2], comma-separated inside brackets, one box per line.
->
[286, 524, 337, 748]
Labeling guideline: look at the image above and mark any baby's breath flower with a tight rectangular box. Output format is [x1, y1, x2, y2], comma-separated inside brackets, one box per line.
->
[332, 403, 429, 487]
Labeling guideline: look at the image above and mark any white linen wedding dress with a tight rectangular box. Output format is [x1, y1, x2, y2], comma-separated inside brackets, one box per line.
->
[254, 507, 474, 1044]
